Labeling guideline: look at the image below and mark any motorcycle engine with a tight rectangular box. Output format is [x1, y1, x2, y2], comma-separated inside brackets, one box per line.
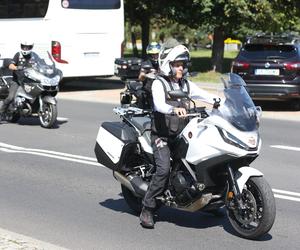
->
[171, 171, 197, 206]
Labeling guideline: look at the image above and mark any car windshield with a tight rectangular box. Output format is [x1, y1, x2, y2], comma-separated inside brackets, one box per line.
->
[213, 73, 260, 132]
[240, 44, 298, 59]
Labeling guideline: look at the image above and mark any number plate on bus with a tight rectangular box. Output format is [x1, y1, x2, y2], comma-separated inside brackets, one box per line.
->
[254, 69, 280, 75]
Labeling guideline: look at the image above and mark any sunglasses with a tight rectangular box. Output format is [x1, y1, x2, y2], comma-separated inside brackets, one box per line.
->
[21, 45, 33, 51]
[171, 61, 187, 68]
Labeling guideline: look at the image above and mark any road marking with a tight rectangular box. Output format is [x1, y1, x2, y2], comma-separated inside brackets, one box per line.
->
[57, 116, 69, 122]
[274, 194, 300, 202]
[271, 145, 300, 152]
[1, 142, 300, 203]
[272, 188, 300, 197]
[0, 142, 103, 167]
[273, 189, 300, 202]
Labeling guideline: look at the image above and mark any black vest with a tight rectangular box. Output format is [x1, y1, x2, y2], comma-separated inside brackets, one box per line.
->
[152, 76, 190, 137]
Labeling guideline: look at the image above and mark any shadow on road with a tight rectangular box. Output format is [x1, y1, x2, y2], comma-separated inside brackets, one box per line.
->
[60, 77, 125, 92]
[13, 116, 68, 129]
[99, 196, 272, 241]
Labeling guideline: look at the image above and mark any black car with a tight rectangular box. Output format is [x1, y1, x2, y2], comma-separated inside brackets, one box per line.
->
[232, 34, 300, 109]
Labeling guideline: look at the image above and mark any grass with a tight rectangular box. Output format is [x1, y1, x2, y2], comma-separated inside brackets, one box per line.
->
[189, 49, 238, 83]
[124, 49, 239, 83]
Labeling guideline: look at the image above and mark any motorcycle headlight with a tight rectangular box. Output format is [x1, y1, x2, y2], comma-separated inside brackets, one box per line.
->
[41, 75, 60, 85]
[217, 127, 250, 150]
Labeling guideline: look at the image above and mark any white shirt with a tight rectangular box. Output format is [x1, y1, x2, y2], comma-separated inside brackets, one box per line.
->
[151, 78, 220, 114]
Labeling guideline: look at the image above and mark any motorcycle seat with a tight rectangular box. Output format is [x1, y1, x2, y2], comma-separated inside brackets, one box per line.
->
[130, 116, 152, 146]
[131, 116, 151, 134]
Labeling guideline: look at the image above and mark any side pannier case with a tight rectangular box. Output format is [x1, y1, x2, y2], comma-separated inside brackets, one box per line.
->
[94, 122, 138, 171]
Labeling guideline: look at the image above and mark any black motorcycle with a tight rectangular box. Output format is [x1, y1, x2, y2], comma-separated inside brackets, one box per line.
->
[0, 52, 62, 128]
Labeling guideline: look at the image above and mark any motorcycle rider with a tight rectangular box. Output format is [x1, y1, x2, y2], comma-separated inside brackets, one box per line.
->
[139, 44, 222, 228]
[0, 41, 38, 113]
[138, 42, 161, 82]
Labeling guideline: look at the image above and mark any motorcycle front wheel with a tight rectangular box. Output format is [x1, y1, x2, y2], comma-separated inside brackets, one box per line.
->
[121, 184, 143, 214]
[39, 103, 57, 128]
[227, 176, 276, 239]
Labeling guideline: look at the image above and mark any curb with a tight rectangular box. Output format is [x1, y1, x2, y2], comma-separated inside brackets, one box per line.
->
[0, 227, 68, 250]
[57, 82, 300, 122]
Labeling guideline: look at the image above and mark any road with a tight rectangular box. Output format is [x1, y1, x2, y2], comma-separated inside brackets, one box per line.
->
[0, 90, 300, 249]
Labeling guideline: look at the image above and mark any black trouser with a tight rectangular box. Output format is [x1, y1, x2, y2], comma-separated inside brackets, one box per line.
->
[142, 133, 172, 209]
[2, 81, 18, 108]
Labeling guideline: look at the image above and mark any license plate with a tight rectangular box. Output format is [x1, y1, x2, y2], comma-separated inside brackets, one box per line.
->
[130, 65, 140, 70]
[254, 69, 280, 76]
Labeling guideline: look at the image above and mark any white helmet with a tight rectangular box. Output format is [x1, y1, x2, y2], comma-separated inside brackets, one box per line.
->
[20, 41, 34, 56]
[159, 44, 190, 76]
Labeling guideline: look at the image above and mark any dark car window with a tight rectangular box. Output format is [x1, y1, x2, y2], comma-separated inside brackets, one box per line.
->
[0, 0, 49, 18]
[62, 0, 121, 9]
[239, 44, 298, 59]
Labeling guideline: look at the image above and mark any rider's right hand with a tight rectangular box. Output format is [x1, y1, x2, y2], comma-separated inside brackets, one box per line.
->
[172, 107, 187, 117]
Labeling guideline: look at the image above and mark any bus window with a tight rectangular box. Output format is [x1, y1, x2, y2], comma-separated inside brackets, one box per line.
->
[61, 0, 121, 10]
[0, 0, 49, 18]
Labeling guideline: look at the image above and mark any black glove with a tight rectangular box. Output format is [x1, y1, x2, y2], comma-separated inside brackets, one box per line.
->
[213, 98, 221, 109]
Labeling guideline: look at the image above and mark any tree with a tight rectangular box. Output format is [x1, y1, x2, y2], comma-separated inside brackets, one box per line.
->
[169, 0, 300, 72]
[124, 0, 169, 58]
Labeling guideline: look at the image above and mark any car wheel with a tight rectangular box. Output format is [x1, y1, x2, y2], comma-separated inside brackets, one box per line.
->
[290, 100, 300, 111]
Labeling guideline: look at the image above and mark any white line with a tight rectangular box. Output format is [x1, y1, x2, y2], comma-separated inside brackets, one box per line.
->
[271, 145, 300, 152]
[0, 142, 97, 161]
[0, 147, 103, 167]
[273, 188, 300, 197]
[2, 142, 300, 203]
[274, 194, 300, 202]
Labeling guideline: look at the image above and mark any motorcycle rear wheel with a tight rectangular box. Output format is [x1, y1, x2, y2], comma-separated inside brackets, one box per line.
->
[121, 184, 143, 214]
[227, 176, 276, 239]
[39, 103, 57, 128]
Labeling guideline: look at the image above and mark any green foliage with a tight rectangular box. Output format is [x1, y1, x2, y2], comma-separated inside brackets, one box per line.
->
[124, 0, 300, 71]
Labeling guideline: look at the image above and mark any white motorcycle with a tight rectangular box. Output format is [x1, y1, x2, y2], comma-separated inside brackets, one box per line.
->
[0, 52, 62, 128]
[94, 73, 276, 239]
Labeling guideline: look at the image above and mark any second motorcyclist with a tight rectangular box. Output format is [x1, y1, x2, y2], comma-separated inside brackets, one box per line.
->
[0, 41, 39, 113]
[138, 42, 161, 82]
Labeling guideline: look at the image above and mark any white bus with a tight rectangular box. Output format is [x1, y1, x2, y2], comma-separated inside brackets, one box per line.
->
[0, 0, 124, 78]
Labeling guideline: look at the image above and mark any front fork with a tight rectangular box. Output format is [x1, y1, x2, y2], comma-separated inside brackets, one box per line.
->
[226, 165, 245, 210]
[38, 96, 44, 113]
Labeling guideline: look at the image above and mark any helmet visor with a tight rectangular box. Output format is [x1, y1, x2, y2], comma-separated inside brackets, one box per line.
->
[21, 44, 33, 51]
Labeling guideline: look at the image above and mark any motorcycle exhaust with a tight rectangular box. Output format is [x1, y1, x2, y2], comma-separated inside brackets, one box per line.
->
[113, 171, 135, 193]
[179, 193, 213, 212]
[113, 171, 149, 197]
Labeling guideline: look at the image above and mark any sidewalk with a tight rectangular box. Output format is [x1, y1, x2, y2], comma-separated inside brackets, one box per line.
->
[57, 82, 300, 122]
[0, 227, 68, 250]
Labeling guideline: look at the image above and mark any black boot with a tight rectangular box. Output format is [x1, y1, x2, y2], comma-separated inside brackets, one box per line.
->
[0, 101, 7, 113]
[140, 207, 154, 229]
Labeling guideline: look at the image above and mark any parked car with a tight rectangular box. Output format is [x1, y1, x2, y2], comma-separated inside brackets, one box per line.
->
[232, 34, 300, 109]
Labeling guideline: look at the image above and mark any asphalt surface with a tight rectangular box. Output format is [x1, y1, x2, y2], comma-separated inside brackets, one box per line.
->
[0, 77, 300, 249]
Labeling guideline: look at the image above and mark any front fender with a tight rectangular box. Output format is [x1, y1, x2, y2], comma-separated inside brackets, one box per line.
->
[42, 95, 57, 105]
[236, 166, 263, 192]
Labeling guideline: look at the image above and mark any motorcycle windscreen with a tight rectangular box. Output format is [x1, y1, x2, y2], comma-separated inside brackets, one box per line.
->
[218, 73, 259, 132]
